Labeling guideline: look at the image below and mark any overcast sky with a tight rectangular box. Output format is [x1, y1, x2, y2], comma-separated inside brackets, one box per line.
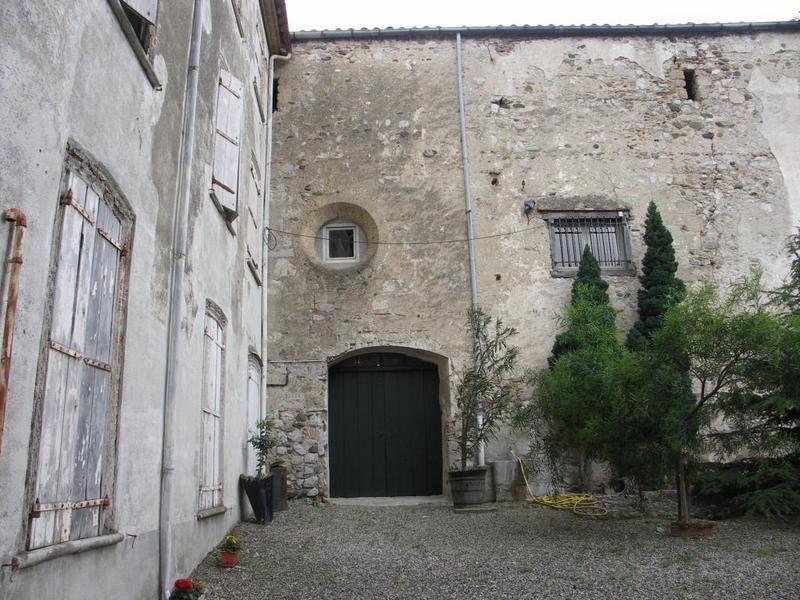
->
[287, 0, 799, 31]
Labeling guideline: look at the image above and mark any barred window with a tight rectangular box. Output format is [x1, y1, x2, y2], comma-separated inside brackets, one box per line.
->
[543, 211, 635, 276]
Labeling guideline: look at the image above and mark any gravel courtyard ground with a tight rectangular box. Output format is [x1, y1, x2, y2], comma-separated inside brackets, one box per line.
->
[193, 501, 800, 599]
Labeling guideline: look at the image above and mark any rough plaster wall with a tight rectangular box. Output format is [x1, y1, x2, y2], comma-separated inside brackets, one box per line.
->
[464, 33, 799, 363]
[172, 0, 270, 577]
[0, 1, 269, 597]
[268, 40, 476, 496]
[0, 2, 177, 597]
[268, 33, 800, 497]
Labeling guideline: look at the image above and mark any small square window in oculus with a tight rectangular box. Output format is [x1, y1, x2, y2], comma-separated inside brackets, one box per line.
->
[328, 228, 355, 259]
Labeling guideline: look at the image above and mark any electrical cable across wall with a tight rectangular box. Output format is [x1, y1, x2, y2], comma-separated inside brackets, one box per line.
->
[265, 224, 536, 249]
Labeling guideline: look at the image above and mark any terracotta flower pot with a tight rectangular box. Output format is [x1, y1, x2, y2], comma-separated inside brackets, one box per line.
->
[218, 550, 239, 567]
[669, 520, 716, 538]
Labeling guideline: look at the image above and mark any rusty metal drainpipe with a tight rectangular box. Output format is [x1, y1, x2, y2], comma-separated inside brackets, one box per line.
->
[0, 209, 27, 457]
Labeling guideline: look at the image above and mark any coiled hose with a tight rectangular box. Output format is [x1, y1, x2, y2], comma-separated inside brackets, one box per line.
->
[511, 451, 608, 517]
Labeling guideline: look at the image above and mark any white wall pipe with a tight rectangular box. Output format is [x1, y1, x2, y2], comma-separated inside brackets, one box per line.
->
[260, 51, 291, 421]
[455, 34, 484, 468]
[159, 1, 204, 597]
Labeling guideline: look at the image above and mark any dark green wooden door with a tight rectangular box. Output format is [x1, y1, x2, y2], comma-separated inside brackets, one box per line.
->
[329, 353, 442, 497]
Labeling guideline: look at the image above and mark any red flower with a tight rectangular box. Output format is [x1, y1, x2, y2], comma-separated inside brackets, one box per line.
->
[174, 579, 193, 592]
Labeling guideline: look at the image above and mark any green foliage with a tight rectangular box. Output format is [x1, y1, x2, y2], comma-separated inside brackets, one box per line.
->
[549, 247, 613, 366]
[525, 289, 696, 493]
[248, 418, 278, 477]
[694, 458, 800, 518]
[627, 202, 686, 351]
[220, 534, 240, 551]
[455, 307, 519, 471]
[655, 271, 800, 518]
[771, 229, 800, 315]
[532, 293, 622, 476]
[523, 230, 800, 520]
[169, 579, 205, 600]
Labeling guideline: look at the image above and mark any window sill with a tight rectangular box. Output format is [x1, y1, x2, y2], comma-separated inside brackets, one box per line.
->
[14, 532, 124, 570]
[551, 268, 637, 278]
[106, 0, 162, 90]
[197, 505, 228, 520]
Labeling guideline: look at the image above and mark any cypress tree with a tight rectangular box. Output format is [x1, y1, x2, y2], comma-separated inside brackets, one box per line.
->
[627, 201, 686, 351]
[549, 246, 613, 366]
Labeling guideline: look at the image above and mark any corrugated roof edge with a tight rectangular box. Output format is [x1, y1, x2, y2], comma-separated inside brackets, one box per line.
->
[291, 21, 800, 41]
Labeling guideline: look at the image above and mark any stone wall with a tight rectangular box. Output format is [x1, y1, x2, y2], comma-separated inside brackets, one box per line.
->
[267, 31, 800, 498]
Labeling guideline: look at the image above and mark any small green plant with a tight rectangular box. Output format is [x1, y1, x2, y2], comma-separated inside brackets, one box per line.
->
[169, 578, 205, 600]
[626, 201, 686, 351]
[220, 534, 240, 552]
[454, 306, 519, 471]
[247, 418, 278, 477]
[609, 544, 626, 556]
[549, 246, 614, 366]
[753, 545, 786, 559]
[662, 551, 697, 568]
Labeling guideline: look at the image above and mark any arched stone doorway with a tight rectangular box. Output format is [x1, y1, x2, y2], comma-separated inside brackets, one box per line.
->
[328, 352, 443, 497]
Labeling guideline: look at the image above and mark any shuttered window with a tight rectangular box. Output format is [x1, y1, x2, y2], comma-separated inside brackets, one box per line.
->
[246, 162, 262, 283]
[199, 313, 224, 510]
[230, 0, 245, 37]
[543, 211, 635, 276]
[211, 70, 244, 220]
[28, 171, 130, 550]
[121, 0, 158, 25]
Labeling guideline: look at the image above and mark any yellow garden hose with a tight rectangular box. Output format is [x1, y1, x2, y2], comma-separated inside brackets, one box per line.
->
[511, 451, 608, 517]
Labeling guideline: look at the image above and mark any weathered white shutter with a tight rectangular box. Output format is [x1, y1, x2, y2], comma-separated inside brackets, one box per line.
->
[121, 0, 159, 25]
[29, 173, 122, 549]
[200, 317, 223, 510]
[246, 358, 261, 475]
[246, 164, 262, 271]
[211, 70, 244, 219]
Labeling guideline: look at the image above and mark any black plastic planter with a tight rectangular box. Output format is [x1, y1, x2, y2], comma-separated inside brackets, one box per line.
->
[241, 474, 273, 524]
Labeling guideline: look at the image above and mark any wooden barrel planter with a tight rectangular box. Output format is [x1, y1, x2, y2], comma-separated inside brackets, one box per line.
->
[449, 467, 488, 507]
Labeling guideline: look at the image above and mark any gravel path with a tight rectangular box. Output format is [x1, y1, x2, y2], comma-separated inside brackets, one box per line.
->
[193, 501, 800, 599]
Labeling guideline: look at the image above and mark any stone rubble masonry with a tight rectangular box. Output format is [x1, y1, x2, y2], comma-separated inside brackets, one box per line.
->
[266, 33, 800, 498]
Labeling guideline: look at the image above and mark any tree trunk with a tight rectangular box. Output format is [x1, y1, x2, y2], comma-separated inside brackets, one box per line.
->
[677, 457, 690, 525]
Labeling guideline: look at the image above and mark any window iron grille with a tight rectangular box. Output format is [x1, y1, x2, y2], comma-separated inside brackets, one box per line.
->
[544, 211, 635, 276]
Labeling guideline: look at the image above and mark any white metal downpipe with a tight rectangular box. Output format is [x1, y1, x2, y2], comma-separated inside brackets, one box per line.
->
[260, 51, 291, 419]
[159, 1, 204, 597]
[456, 33, 484, 467]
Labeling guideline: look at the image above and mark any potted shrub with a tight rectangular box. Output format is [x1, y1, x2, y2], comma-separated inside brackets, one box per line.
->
[169, 578, 204, 599]
[240, 418, 278, 523]
[450, 307, 519, 507]
[218, 534, 240, 568]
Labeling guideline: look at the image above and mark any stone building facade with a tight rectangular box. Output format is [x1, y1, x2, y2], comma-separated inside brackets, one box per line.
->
[267, 25, 800, 498]
[0, 1, 289, 598]
[1, 4, 800, 598]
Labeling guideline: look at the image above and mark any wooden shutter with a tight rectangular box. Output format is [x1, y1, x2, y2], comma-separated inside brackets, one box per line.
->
[121, 0, 159, 25]
[211, 71, 244, 218]
[200, 316, 224, 510]
[29, 173, 122, 549]
[246, 164, 262, 271]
